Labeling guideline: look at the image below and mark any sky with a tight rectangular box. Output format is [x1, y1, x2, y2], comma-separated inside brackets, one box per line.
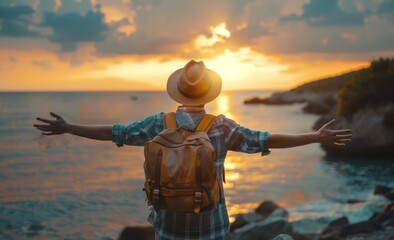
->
[0, 0, 393, 91]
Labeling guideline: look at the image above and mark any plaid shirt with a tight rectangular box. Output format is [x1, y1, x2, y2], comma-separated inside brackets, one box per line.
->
[112, 107, 270, 240]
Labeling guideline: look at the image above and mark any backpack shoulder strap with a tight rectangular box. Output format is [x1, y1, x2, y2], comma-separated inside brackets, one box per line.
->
[196, 114, 217, 132]
[163, 112, 177, 130]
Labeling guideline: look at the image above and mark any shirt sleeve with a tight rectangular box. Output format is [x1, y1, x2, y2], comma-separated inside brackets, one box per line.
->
[112, 112, 164, 147]
[221, 115, 270, 156]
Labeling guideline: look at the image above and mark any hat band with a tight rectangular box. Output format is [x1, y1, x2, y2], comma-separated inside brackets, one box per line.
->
[177, 80, 212, 99]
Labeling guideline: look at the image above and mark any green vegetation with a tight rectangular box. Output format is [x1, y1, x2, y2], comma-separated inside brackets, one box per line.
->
[292, 70, 359, 93]
[338, 58, 394, 120]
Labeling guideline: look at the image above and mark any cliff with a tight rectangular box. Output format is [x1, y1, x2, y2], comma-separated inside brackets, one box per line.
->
[245, 57, 394, 159]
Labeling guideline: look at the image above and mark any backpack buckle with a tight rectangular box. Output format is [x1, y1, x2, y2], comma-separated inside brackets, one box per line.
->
[153, 189, 160, 210]
[194, 191, 202, 214]
[194, 191, 202, 202]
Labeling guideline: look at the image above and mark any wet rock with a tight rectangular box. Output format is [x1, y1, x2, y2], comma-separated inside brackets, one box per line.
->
[289, 231, 311, 240]
[272, 233, 295, 240]
[230, 213, 263, 232]
[232, 219, 293, 240]
[244, 97, 269, 104]
[339, 220, 382, 237]
[28, 224, 45, 232]
[385, 202, 394, 212]
[321, 216, 349, 235]
[374, 185, 394, 201]
[346, 198, 365, 204]
[255, 200, 280, 218]
[118, 226, 154, 240]
[270, 208, 290, 219]
[370, 211, 394, 228]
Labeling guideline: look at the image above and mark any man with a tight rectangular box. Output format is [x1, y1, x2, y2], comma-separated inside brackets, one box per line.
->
[34, 60, 352, 239]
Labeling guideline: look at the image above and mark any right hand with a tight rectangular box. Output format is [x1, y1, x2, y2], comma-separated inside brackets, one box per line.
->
[34, 112, 70, 135]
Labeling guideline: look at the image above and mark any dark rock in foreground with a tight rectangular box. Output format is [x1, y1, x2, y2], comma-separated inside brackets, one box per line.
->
[340, 221, 382, 237]
[118, 226, 154, 240]
[374, 185, 394, 201]
[255, 200, 284, 218]
[120, 198, 394, 240]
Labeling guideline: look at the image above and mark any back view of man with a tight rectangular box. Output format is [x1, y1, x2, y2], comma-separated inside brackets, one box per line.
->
[34, 60, 352, 239]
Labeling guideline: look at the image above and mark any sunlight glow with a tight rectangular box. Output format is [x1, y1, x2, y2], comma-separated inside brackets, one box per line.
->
[194, 22, 231, 50]
[206, 47, 287, 90]
[215, 94, 234, 119]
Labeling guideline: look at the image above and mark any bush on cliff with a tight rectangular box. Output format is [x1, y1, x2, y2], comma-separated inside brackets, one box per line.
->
[338, 58, 394, 120]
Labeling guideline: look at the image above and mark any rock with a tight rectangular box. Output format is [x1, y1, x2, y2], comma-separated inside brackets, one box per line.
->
[374, 185, 394, 201]
[272, 233, 295, 240]
[320, 231, 340, 240]
[289, 231, 311, 240]
[270, 208, 290, 219]
[27, 224, 45, 232]
[374, 185, 394, 196]
[385, 202, 394, 212]
[232, 219, 293, 240]
[319, 216, 349, 240]
[230, 213, 263, 232]
[302, 95, 336, 115]
[321, 216, 349, 235]
[244, 91, 324, 105]
[370, 211, 394, 228]
[118, 226, 154, 240]
[318, 105, 394, 159]
[244, 97, 269, 104]
[255, 200, 280, 218]
[346, 198, 365, 204]
[339, 221, 382, 238]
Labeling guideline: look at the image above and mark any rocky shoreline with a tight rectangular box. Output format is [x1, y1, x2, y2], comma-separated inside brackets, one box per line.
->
[245, 91, 394, 159]
[118, 185, 394, 240]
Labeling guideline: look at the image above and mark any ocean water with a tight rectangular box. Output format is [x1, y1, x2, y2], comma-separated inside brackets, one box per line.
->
[0, 91, 393, 239]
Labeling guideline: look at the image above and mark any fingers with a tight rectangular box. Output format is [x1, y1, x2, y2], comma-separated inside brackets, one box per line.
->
[41, 132, 56, 136]
[332, 129, 352, 135]
[333, 142, 346, 146]
[36, 117, 54, 124]
[34, 124, 53, 131]
[335, 139, 351, 143]
[322, 119, 336, 129]
[334, 134, 352, 140]
[50, 112, 62, 119]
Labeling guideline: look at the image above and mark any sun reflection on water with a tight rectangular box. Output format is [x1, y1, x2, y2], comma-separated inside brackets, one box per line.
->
[214, 94, 235, 120]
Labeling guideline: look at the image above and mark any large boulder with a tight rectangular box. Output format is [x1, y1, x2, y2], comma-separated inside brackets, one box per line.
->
[374, 185, 394, 201]
[321, 216, 349, 235]
[370, 211, 394, 228]
[339, 221, 382, 238]
[302, 95, 337, 115]
[230, 213, 263, 232]
[316, 105, 394, 159]
[118, 226, 154, 240]
[319, 216, 349, 240]
[229, 219, 293, 240]
[255, 200, 286, 218]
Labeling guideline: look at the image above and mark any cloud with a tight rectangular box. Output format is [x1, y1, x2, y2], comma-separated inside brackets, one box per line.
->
[282, 0, 366, 26]
[31, 60, 53, 70]
[0, 5, 41, 37]
[377, 0, 394, 23]
[41, 4, 109, 51]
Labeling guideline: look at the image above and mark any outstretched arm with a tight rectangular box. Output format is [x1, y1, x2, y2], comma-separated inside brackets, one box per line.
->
[268, 119, 352, 148]
[34, 112, 112, 141]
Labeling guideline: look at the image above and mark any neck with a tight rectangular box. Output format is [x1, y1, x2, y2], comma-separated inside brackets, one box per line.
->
[178, 105, 205, 113]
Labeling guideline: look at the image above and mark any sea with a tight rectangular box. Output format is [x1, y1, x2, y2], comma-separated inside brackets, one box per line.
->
[0, 91, 393, 239]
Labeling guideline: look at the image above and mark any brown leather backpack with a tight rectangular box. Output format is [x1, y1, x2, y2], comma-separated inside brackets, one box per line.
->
[143, 112, 220, 214]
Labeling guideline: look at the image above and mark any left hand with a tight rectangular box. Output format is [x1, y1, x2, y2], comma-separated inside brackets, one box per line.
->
[316, 119, 352, 146]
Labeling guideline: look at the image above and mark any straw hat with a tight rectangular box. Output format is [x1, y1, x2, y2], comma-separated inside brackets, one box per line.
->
[167, 60, 222, 106]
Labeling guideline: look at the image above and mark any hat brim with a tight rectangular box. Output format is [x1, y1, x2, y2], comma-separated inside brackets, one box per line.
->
[167, 68, 222, 106]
